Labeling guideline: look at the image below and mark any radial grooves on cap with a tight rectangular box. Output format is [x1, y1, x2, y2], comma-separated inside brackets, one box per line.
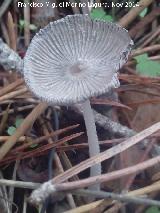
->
[24, 15, 133, 105]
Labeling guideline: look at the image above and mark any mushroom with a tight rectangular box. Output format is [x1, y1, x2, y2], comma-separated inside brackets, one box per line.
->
[24, 15, 133, 190]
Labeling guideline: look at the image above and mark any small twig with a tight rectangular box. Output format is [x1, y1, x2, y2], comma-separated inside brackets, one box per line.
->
[0, 104, 35, 116]
[0, 38, 23, 72]
[24, 0, 30, 47]
[0, 195, 18, 213]
[127, 99, 160, 107]
[69, 0, 80, 14]
[0, 0, 13, 19]
[0, 179, 40, 189]
[64, 199, 112, 213]
[129, 8, 160, 38]
[0, 19, 10, 45]
[134, 31, 152, 48]
[91, 98, 131, 110]
[73, 105, 135, 137]
[8, 159, 20, 213]
[131, 44, 160, 57]
[1, 179, 160, 207]
[141, 27, 160, 47]
[107, 139, 160, 212]
[0, 104, 10, 134]
[22, 194, 27, 213]
[0, 124, 79, 144]
[125, 139, 157, 190]
[11, 124, 79, 153]
[17, 132, 82, 157]
[28, 121, 160, 204]
[39, 118, 76, 210]
[0, 171, 11, 213]
[30, 156, 160, 204]
[93, 110, 134, 137]
[0, 87, 28, 102]
[149, 55, 160, 61]
[0, 79, 24, 97]
[0, 102, 48, 160]
[0, 136, 26, 142]
[118, 0, 154, 28]
[41, 156, 160, 192]
[7, 11, 17, 51]
[70, 189, 160, 207]
[1, 134, 160, 164]
[51, 121, 160, 184]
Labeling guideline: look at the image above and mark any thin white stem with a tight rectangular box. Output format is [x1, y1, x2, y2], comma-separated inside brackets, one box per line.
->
[81, 99, 101, 190]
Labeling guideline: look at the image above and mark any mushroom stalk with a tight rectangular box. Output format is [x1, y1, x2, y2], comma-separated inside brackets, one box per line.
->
[82, 99, 101, 190]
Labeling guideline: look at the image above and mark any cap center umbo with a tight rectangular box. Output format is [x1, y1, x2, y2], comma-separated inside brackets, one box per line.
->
[69, 62, 86, 76]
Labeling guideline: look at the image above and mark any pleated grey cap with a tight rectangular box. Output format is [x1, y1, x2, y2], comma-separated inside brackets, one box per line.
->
[24, 15, 133, 105]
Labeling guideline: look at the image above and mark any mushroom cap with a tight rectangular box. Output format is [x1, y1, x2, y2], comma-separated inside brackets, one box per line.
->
[24, 14, 133, 105]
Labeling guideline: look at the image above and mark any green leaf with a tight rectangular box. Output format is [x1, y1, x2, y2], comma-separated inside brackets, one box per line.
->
[145, 206, 160, 213]
[30, 144, 38, 148]
[19, 20, 25, 27]
[15, 118, 24, 128]
[7, 126, 16, 136]
[19, 20, 37, 31]
[135, 54, 160, 77]
[29, 24, 37, 31]
[91, 8, 105, 19]
[102, 15, 114, 22]
[91, 8, 113, 22]
[140, 8, 148, 17]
